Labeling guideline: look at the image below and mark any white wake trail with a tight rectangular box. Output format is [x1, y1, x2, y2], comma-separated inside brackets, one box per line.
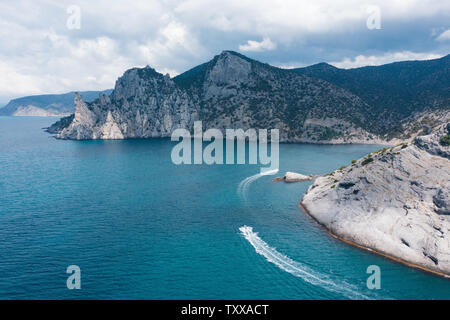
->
[239, 226, 371, 300]
[237, 169, 278, 203]
[237, 173, 262, 202]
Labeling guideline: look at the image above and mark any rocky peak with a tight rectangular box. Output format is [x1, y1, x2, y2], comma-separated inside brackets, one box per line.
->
[112, 65, 171, 102]
[308, 62, 339, 73]
[73, 92, 83, 107]
[73, 92, 95, 127]
[117, 66, 164, 85]
[205, 50, 253, 86]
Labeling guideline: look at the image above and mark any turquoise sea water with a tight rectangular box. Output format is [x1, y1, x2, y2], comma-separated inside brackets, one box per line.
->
[0, 116, 449, 300]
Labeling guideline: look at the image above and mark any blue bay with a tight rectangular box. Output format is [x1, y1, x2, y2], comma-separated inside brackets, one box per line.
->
[0, 117, 449, 299]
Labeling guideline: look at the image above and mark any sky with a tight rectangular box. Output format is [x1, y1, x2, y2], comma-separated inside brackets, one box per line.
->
[0, 0, 449, 104]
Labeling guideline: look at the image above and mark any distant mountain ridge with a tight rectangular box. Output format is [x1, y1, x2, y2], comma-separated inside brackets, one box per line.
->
[0, 90, 113, 117]
[293, 55, 450, 137]
[47, 51, 449, 143]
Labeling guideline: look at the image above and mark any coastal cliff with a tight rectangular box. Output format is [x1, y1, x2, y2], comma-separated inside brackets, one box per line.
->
[47, 51, 450, 143]
[48, 51, 378, 143]
[301, 123, 450, 276]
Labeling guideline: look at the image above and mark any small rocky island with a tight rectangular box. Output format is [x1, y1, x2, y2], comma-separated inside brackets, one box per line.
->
[273, 172, 313, 183]
[301, 123, 450, 277]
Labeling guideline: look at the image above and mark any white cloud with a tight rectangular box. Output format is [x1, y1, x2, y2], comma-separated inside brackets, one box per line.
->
[0, 5, 205, 99]
[176, 0, 450, 40]
[0, 61, 43, 97]
[274, 62, 307, 69]
[0, 0, 449, 100]
[239, 37, 276, 52]
[436, 29, 450, 41]
[0, 1, 209, 99]
[0, 31, 132, 98]
[331, 51, 444, 69]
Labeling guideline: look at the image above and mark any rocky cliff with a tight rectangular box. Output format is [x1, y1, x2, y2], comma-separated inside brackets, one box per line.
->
[48, 51, 392, 143]
[48, 51, 449, 143]
[301, 123, 450, 277]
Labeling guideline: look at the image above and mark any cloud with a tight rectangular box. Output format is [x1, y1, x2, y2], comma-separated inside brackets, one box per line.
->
[176, 0, 450, 35]
[0, 30, 133, 98]
[239, 37, 276, 52]
[136, 21, 206, 77]
[436, 29, 450, 41]
[0, 0, 449, 101]
[273, 62, 307, 69]
[0, 2, 205, 99]
[330, 51, 444, 69]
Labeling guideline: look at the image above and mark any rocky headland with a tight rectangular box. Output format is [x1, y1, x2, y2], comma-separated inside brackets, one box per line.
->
[301, 123, 450, 277]
[47, 51, 450, 144]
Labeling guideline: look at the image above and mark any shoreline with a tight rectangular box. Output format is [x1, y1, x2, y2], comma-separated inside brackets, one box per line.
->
[298, 201, 450, 280]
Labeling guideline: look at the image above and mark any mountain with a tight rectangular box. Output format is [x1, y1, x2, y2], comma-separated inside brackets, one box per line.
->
[48, 51, 449, 143]
[48, 51, 382, 142]
[301, 123, 450, 277]
[293, 55, 450, 138]
[0, 90, 113, 117]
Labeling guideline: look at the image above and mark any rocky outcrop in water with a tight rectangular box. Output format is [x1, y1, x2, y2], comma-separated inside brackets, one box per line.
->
[273, 172, 313, 182]
[301, 123, 450, 276]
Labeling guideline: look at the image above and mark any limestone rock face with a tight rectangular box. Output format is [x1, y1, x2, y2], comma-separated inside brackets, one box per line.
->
[301, 123, 450, 276]
[52, 67, 199, 140]
[101, 111, 124, 140]
[57, 93, 97, 140]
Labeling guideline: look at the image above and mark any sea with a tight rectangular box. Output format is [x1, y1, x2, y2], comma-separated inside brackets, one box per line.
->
[0, 116, 448, 299]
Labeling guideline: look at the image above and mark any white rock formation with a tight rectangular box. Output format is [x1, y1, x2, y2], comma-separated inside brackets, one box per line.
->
[57, 93, 98, 140]
[301, 123, 450, 277]
[285, 172, 313, 182]
[274, 172, 313, 182]
[101, 111, 124, 140]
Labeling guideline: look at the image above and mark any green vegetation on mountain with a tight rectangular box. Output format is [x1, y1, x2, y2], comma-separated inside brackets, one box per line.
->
[440, 134, 450, 146]
[293, 55, 450, 136]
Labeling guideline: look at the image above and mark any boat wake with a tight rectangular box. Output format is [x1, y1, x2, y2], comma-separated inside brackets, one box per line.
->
[237, 169, 278, 203]
[239, 225, 371, 300]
